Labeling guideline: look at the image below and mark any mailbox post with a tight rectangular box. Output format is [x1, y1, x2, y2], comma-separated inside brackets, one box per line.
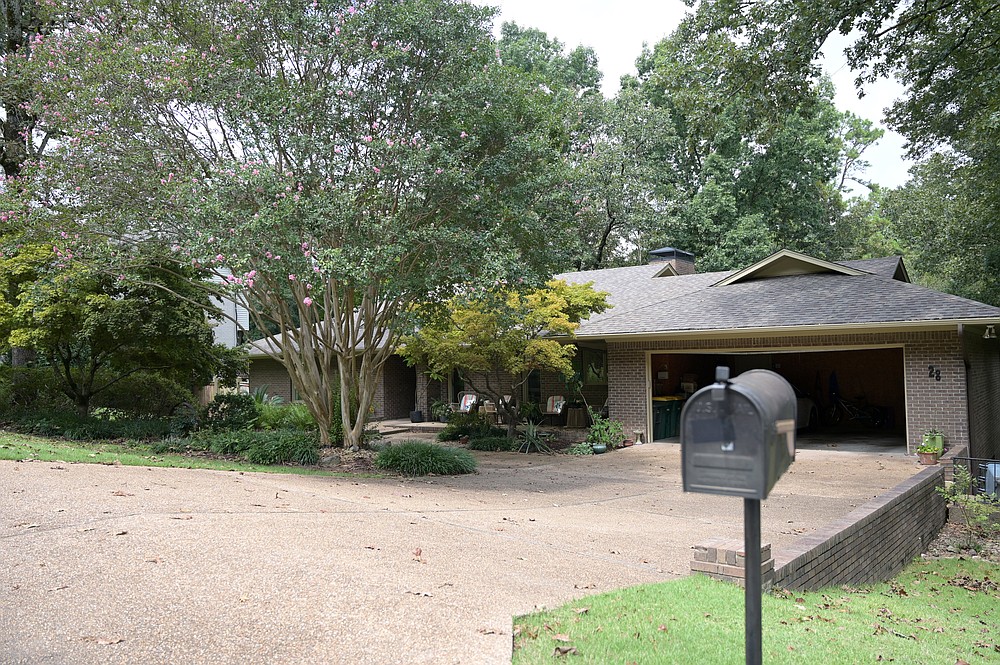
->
[681, 367, 797, 665]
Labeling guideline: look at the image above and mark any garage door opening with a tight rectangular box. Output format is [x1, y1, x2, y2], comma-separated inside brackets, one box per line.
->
[648, 348, 906, 449]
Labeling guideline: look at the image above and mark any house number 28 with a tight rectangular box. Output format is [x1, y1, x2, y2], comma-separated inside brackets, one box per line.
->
[928, 365, 942, 381]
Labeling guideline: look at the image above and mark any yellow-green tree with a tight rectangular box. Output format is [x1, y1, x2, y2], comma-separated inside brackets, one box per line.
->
[399, 280, 609, 437]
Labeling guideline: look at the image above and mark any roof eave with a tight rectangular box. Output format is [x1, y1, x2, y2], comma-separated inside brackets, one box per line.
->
[574, 318, 1000, 343]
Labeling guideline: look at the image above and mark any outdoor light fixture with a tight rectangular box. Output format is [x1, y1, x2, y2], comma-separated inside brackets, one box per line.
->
[985, 325, 997, 340]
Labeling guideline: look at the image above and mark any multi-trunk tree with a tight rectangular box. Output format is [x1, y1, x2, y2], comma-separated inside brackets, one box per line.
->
[18, 0, 571, 447]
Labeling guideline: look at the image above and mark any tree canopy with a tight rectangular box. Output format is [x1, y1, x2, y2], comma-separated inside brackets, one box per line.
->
[684, 0, 1000, 302]
[15, 0, 573, 446]
[399, 279, 609, 435]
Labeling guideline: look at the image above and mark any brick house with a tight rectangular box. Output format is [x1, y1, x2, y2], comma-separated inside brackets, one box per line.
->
[553, 248, 1000, 458]
[248, 248, 1000, 457]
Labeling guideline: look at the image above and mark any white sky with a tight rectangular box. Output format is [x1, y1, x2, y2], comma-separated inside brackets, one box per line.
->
[480, 0, 913, 190]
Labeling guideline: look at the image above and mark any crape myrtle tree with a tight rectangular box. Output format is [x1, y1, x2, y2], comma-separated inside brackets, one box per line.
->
[0, 0, 64, 366]
[19, 0, 571, 447]
[398, 279, 609, 438]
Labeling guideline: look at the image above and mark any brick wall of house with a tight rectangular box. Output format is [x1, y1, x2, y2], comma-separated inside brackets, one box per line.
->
[962, 325, 1000, 459]
[773, 466, 946, 590]
[607, 330, 969, 452]
[248, 358, 294, 403]
[903, 331, 969, 453]
[378, 355, 416, 420]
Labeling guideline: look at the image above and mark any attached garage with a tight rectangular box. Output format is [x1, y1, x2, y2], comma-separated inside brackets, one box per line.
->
[647, 347, 907, 442]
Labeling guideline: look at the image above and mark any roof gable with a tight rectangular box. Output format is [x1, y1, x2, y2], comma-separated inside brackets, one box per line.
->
[713, 249, 866, 287]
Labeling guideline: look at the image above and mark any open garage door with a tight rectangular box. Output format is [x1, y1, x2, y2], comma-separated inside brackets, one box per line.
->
[649, 348, 906, 445]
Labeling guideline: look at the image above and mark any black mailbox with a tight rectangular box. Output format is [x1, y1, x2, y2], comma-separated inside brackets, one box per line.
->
[681, 368, 796, 500]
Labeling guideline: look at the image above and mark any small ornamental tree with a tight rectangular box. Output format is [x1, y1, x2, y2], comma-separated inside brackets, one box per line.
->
[6, 257, 244, 415]
[18, 0, 572, 447]
[399, 280, 610, 437]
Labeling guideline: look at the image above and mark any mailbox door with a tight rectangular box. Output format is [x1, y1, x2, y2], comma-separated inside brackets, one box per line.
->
[682, 390, 765, 498]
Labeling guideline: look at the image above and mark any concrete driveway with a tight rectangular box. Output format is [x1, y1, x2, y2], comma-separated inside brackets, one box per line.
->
[1, 443, 920, 664]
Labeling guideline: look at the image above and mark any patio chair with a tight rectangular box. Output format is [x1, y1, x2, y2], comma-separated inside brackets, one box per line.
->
[457, 392, 478, 413]
[482, 400, 498, 424]
[542, 395, 566, 426]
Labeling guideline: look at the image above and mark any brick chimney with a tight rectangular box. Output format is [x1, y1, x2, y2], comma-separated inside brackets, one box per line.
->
[648, 247, 696, 275]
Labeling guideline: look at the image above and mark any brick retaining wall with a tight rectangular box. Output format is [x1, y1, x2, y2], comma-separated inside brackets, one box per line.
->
[772, 466, 946, 590]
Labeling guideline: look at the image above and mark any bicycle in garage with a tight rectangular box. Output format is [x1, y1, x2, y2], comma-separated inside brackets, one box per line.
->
[825, 393, 884, 428]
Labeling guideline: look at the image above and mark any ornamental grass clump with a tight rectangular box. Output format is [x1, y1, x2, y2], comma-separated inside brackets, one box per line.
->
[374, 440, 477, 476]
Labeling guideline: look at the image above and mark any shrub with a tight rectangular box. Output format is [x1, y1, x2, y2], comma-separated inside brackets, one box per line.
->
[9, 409, 171, 440]
[565, 442, 594, 455]
[185, 429, 319, 465]
[466, 436, 518, 452]
[437, 411, 505, 441]
[0, 367, 72, 416]
[244, 430, 320, 466]
[586, 410, 626, 450]
[91, 371, 195, 417]
[257, 402, 316, 431]
[201, 393, 258, 431]
[374, 441, 477, 476]
[169, 402, 200, 438]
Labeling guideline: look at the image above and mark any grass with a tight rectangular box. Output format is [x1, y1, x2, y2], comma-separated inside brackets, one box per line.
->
[0, 430, 342, 477]
[513, 558, 1000, 664]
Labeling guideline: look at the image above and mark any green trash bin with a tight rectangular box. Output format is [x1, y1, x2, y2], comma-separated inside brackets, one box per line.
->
[653, 397, 684, 439]
[653, 402, 669, 440]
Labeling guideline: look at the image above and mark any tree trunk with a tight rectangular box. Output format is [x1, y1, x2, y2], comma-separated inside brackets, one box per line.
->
[10, 346, 35, 367]
[75, 394, 90, 417]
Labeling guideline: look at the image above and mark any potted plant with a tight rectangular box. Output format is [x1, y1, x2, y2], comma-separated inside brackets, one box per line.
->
[430, 399, 451, 423]
[917, 429, 944, 464]
[586, 409, 625, 452]
[922, 428, 944, 449]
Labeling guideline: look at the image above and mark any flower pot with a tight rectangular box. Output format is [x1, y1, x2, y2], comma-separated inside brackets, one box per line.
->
[592, 443, 607, 454]
[621, 439, 634, 448]
[410, 410, 423, 423]
[918, 451, 940, 465]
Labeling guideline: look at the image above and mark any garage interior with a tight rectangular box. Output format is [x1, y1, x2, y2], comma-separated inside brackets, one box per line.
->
[649, 348, 906, 449]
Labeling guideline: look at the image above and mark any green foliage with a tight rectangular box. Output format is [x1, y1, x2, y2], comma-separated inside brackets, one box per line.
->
[586, 410, 625, 450]
[201, 394, 258, 432]
[374, 441, 477, 476]
[429, 399, 451, 421]
[518, 421, 553, 454]
[564, 441, 595, 456]
[7, 409, 170, 441]
[186, 429, 319, 466]
[465, 436, 519, 452]
[1, 253, 246, 414]
[243, 430, 319, 466]
[937, 465, 1000, 550]
[402, 280, 609, 433]
[251, 385, 283, 406]
[514, 558, 1000, 664]
[90, 371, 195, 418]
[436, 412, 505, 442]
[18, 0, 572, 449]
[685, 0, 1000, 298]
[882, 154, 1000, 306]
[0, 366, 72, 415]
[256, 402, 316, 431]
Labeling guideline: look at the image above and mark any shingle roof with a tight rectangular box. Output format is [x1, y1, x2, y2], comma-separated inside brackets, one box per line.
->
[556, 255, 1000, 338]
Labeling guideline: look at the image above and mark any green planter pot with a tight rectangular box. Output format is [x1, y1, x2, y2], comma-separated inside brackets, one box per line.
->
[592, 443, 607, 454]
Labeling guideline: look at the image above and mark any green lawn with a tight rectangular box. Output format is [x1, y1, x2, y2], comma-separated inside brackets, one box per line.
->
[514, 558, 999, 664]
[0, 430, 341, 476]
